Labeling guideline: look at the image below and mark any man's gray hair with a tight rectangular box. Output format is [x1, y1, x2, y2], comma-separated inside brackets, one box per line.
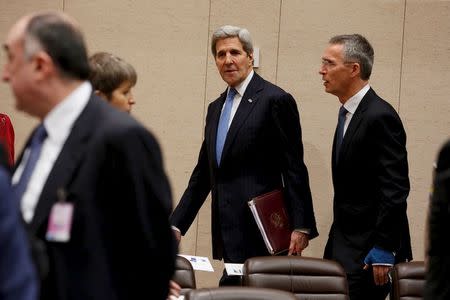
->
[329, 34, 374, 80]
[23, 34, 43, 60]
[22, 12, 90, 80]
[211, 25, 253, 57]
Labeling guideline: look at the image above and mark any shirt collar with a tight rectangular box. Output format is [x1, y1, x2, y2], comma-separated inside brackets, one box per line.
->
[229, 70, 254, 97]
[43, 81, 92, 143]
[343, 84, 370, 114]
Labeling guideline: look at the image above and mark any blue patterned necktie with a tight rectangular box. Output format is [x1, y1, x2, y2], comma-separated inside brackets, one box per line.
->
[216, 88, 237, 165]
[13, 124, 47, 201]
[335, 106, 347, 160]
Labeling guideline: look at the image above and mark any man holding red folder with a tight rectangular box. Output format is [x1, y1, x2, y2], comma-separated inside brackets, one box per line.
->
[171, 25, 318, 286]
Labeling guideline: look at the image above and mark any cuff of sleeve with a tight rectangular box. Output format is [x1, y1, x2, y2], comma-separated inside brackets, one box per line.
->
[171, 226, 181, 233]
[372, 263, 394, 267]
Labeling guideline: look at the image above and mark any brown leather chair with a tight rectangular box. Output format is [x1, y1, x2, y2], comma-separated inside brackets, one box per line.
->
[242, 256, 349, 300]
[390, 261, 425, 300]
[172, 256, 196, 295]
[185, 287, 297, 300]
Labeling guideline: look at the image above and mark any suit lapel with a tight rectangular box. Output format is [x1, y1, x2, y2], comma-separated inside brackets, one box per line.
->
[332, 124, 339, 169]
[29, 95, 99, 233]
[336, 89, 373, 164]
[220, 73, 263, 164]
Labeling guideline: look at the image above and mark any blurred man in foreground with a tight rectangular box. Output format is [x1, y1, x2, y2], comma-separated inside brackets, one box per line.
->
[2, 11, 175, 300]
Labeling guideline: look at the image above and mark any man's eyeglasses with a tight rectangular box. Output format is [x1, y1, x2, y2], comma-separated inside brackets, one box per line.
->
[321, 59, 357, 68]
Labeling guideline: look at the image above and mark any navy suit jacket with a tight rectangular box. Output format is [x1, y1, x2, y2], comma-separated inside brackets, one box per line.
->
[171, 73, 317, 262]
[0, 160, 38, 300]
[324, 88, 412, 274]
[16, 94, 175, 300]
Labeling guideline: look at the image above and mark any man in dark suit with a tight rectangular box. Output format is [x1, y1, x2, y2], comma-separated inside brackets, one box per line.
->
[171, 25, 318, 285]
[0, 144, 38, 300]
[425, 140, 450, 299]
[2, 11, 175, 300]
[319, 34, 412, 300]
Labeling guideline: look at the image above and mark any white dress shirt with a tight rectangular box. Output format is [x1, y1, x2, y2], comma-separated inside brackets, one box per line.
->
[341, 84, 370, 136]
[13, 81, 92, 222]
[222, 70, 255, 127]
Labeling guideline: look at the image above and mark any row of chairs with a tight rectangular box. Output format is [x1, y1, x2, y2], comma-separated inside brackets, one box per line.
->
[174, 256, 426, 300]
[185, 287, 297, 300]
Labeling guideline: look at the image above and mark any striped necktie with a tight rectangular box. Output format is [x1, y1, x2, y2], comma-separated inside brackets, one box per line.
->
[216, 88, 237, 165]
[13, 124, 47, 201]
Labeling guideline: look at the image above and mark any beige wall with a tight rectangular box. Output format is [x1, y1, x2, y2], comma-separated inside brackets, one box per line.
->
[1, 0, 449, 287]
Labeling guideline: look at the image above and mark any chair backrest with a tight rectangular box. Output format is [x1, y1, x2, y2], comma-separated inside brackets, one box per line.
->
[243, 256, 349, 300]
[172, 256, 196, 295]
[185, 287, 297, 300]
[390, 261, 425, 300]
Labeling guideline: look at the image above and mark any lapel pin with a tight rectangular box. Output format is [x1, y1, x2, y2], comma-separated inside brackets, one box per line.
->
[248, 98, 253, 103]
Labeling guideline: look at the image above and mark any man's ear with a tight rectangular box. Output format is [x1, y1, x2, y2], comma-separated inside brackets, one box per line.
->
[248, 52, 254, 66]
[33, 51, 55, 80]
[350, 62, 361, 78]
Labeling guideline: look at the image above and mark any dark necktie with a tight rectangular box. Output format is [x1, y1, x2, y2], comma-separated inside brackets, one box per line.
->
[216, 88, 237, 165]
[335, 106, 347, 160]
[13, 124, 47, 201]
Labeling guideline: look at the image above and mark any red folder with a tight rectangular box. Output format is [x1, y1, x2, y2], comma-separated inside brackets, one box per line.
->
[248, 189, 291, 255]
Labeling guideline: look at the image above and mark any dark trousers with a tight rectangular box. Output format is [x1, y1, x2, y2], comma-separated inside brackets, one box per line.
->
[347, 269, 390, 300]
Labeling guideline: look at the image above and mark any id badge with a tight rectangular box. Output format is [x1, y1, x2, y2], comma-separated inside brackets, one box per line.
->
[46, 202, 74, 242]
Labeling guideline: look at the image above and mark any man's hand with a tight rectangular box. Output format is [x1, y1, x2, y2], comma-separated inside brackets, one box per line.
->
[288, 231, 309, 255]
[363, 264, 391, 286]
[363, 247, 394, 286]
